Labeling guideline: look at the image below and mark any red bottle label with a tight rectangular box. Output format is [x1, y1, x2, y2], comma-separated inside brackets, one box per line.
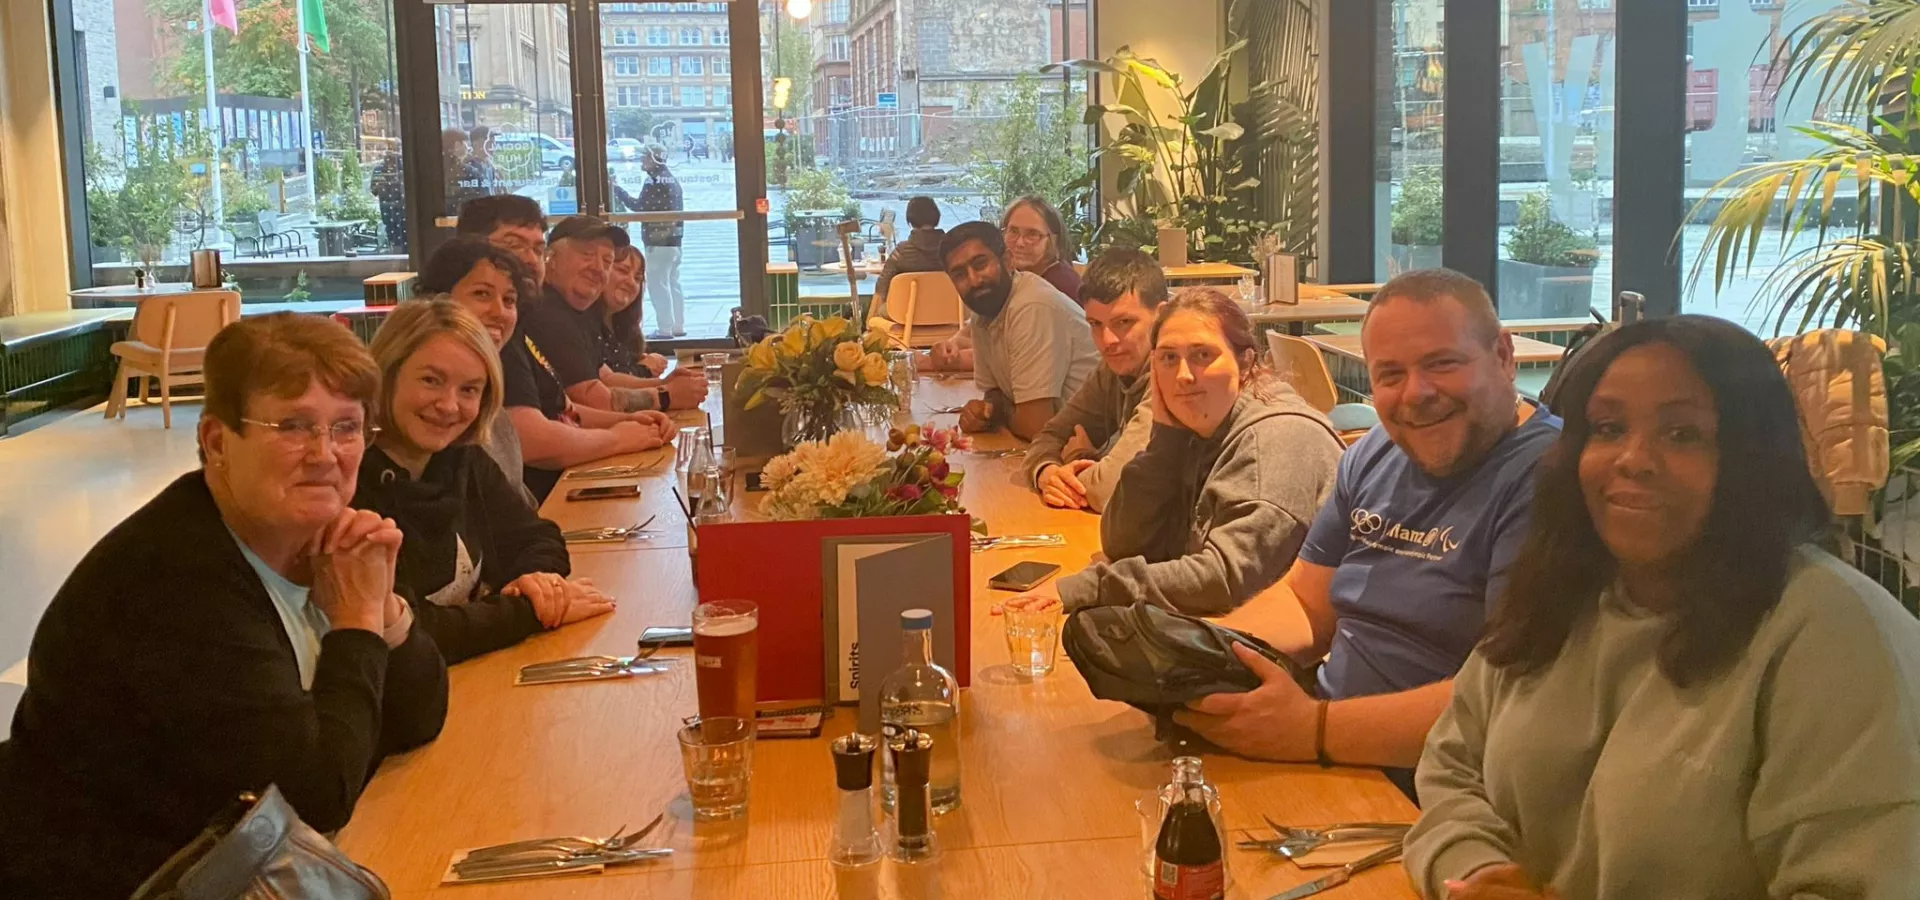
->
[1152, 859, 1224, 900]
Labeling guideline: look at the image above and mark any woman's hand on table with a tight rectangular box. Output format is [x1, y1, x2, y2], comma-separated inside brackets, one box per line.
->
[996, 580, 1062, 616]
[609, 420, 667, 454]
[1446, 864, 1559, 900]
[1172, 642, 1316, 762]
[309, 509, 404, 634]
[1037, 460, 1095, 509]
[506, 573, 617, 629]
[641, 352, 672, 376]
[663, 370, 708, 409]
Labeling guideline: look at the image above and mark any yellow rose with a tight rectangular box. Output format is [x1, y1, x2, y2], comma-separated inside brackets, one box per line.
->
[833, 340, 865, 372]
[816, 314, 850, 343]
[860, 352, 889, 386]
[747, 338, 777, 370]
[781, 325, 808, 358]
[865, 325, 892, 350]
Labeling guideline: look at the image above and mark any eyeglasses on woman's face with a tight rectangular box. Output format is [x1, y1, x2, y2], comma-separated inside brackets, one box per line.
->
[238, 417, 376, 450]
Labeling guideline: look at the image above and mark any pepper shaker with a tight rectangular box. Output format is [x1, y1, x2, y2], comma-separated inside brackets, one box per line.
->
[887, 727, 937, 863]
[829, 733, 883, 867]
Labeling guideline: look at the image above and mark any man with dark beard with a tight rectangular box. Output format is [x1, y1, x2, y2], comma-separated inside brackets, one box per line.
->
[940, 221, 1097, 440]
[1176, 269, 1561, 797]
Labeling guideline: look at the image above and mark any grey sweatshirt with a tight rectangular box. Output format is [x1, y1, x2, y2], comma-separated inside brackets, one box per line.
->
[1055, 385, 1343, 616]
[1024, 363, 1153, 512]
[1407, 547, 1920, 900]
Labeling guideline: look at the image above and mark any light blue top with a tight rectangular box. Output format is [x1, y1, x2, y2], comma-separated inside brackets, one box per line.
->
[228, 528, 331, 690]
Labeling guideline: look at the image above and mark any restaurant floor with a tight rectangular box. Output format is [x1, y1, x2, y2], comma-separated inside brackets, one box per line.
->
[0, 400, 204, 733]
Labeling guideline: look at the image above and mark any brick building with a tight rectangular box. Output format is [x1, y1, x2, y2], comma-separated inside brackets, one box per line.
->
[601, 1, 735, 152]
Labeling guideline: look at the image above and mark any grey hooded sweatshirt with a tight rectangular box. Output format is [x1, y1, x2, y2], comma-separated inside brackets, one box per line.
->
[1055, 383, 1344, 616]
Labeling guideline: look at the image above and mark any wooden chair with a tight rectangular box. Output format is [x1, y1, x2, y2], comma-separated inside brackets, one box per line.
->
[867, 272, 964, 348]
[105, 290, 241, 428]
[1266, 330, 1379, 445]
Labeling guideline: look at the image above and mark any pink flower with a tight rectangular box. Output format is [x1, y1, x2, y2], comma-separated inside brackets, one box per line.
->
[927, 429, 950, 453]
[929, 461, 950, 481]
[889, 484, 924, 502]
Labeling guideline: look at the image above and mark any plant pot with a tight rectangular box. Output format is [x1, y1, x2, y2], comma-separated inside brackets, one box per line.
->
[790, 219, 845, 270]
[1388, 244, 1442, 274]
[1157, 227, 1189, 268]
[1496, 259, 1596, 319]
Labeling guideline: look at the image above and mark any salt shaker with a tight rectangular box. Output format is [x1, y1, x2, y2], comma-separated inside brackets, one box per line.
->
[887, 727, 937, 863]
[829, 733, 883, 867]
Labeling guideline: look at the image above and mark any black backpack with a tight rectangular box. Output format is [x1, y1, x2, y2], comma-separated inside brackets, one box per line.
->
[1062, 602, 1317, 739]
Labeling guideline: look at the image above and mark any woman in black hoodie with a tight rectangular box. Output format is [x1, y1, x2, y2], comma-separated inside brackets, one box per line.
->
[355, 300, 615, 662]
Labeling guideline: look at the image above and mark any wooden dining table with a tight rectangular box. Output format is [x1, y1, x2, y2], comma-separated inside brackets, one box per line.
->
[335, 379, 1421, 899]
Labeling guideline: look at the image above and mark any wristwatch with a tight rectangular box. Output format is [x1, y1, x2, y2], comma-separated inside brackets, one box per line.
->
[656, 387, 672, 411]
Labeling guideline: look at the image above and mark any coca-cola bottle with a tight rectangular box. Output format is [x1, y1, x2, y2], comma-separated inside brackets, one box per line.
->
[1150, 757, 1224, 900]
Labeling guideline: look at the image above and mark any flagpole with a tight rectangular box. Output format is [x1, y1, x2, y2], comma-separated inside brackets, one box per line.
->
[297, 0, 318, 216]
[202, 0, 226, 229]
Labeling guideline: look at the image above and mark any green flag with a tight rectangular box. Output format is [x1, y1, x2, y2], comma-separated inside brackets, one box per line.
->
[301, 0, 330, 53]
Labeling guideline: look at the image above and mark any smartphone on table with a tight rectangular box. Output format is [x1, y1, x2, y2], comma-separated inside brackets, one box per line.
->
[564, 484, 641, 502]
[989, 561, 1062, 592]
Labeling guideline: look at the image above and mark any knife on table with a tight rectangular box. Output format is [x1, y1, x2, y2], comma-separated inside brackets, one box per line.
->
[1266, 843, 1403, 900]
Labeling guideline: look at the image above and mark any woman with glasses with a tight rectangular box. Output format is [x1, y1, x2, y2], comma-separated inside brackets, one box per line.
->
[355, 301, 613, 665]
[1405, 317, 1920, 900]
[1002, 194, 1082, 302]
[0, 314, 448, 899]
[1005, 288, 1343, 617]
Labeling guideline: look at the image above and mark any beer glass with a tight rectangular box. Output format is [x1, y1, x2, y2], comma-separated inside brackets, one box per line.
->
[693, 599, 759, 720]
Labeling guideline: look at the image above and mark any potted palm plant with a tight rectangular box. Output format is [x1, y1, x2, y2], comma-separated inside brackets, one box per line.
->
[1688, 0, 1919, 464]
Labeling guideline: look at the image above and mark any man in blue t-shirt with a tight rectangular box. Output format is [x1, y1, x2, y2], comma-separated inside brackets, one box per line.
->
[1177, 269, 1561, 783]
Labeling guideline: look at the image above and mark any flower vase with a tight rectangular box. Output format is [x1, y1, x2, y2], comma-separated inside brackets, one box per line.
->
[782, 405, 857, 448]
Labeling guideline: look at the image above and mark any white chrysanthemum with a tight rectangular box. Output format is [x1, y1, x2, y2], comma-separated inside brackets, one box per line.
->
[761, 431, 889, 519]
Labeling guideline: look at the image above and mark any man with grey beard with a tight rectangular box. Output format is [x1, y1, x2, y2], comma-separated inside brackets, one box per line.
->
[1177, 269, 1563, 797]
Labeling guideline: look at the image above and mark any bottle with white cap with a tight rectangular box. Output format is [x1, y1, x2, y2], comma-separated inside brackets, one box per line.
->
[877, 608, 961, 814]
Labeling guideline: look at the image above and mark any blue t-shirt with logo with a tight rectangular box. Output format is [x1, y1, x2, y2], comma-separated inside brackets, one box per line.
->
[1300, 405, 1562, 700]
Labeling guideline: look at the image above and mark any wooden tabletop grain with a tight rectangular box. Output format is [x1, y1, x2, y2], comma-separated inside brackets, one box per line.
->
[334, 379, 1420, 899]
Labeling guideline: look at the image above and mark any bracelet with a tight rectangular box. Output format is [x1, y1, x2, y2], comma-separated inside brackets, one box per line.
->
[1314, 699, 1332, 768]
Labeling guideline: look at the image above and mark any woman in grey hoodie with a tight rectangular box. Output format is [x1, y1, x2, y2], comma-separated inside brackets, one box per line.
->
[1011, 288, 1345, 617]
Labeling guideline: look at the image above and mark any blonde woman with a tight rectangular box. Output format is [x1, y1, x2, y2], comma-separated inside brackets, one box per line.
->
[354, 301, 614, 663]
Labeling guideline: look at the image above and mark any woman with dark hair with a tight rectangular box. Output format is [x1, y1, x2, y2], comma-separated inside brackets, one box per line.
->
[1406, 316, 1920, 900]
[416, 236, 540, 502]
[590, 244, 705, 410]
[1006, 288, 1343, 616]
[1002, 195, 1081, 301]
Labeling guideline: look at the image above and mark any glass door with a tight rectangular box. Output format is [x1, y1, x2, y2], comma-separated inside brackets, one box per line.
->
[421, 0, 752, 340]
[432, 2, 581, 218]
[598, 1, 744, 339]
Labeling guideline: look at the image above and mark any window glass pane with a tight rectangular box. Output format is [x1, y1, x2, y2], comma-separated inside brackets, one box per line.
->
[70, 0, 407, 301]
[602, 0, 738, 339]
[763, 0, 1092, 316]
[1496, 3, 1615, 320]
[438, 4, 576, 224]
[1679, 0, 1846, 333]
[1377, 0, 1445, 280]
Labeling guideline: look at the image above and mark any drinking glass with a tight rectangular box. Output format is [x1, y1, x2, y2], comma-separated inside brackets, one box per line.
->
[701, 352, 729, 391]
[693, 599, 759, 721]
[1002, 606, 1061, 677]
[676, 426, 708, 472]
[887, 349, 917, 400]
[677, 716, 755, 821]
[1237, 274, 1262, 308]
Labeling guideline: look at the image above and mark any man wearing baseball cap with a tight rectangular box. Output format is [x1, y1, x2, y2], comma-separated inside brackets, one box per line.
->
[506, 215, 676, 498]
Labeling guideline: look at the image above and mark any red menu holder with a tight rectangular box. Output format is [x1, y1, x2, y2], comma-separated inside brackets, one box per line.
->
[693, 513, 973, 706]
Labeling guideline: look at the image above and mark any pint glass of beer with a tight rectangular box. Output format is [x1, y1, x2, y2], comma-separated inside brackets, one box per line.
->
[693, 599, 759, 720]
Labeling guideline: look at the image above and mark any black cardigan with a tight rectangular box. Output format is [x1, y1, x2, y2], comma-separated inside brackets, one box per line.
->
[0, 472, 448, 900]
[353, 443, 571, 663]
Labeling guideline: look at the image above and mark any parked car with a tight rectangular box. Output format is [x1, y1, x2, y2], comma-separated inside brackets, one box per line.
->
[494, 132, 575, 170]
[608, 138, 643, 161]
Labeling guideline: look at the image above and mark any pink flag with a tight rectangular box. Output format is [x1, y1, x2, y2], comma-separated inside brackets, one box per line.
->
[209, 0, 238, 34]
